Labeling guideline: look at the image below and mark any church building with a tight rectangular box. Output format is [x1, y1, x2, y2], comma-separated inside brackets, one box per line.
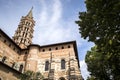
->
[0, 8, 83, 80]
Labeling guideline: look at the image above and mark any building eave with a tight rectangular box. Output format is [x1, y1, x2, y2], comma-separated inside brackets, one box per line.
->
[0, 29, 21, 51]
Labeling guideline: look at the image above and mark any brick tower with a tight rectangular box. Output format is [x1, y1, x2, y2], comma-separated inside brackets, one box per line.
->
[13, 7, 35, 49]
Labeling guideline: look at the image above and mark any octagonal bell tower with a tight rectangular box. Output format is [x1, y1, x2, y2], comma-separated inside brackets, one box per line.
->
[13, 7, 35, 49]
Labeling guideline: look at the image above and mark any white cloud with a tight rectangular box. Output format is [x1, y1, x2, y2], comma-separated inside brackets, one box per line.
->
[33, 0, 63, 45]
[50, 0, 62, 24]
[33, 0, 80, 45]
[38, 0, 47, 26]
[80, 60, 90, 80]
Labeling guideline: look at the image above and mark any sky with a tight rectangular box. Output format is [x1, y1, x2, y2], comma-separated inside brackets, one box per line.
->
[0, 0, 94, 79]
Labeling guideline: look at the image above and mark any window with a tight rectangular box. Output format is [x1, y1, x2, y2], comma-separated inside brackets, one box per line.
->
[19, 64, 23, 72]
[13, 47, 15, 50]
[61, 59, 65, 69]
[61, 46, 64, 49]
[68, 45, 71, 48]
[49, 48, 51, 51]
[9, 44, 11, 47]
[27, 28, 29, 31]
[25, 52, 27, 54]
[4, 39, 6, 43]
[55, 47, 58, 50]
[28, 23, 30, 26]
[45, 61, 49, 71]
[42, 49, 45, 52]
[2, 56, 7, 63]
[59, 77, 65, 80]
[26, 22, 28, 25]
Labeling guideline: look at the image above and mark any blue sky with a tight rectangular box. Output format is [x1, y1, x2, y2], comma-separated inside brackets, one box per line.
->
[0, 0, 94, 79]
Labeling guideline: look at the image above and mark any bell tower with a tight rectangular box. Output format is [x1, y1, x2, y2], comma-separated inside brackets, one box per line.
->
[13, 7, 35, 49]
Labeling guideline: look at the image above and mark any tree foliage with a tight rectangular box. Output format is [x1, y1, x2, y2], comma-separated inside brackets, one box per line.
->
[86, 46, 114, 80]
[76, 0, 120, 79]
[76, 0, 120, 53]
[20, 70, 44, 80]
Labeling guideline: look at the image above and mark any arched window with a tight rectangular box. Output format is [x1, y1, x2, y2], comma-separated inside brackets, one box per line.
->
[19, 64, 23, 72]
[26, 22, 28, 25]
[59, 77, 65, 80]
[45, 61, 49, 71]
[2, 56, 7, 63]
[61, 59, 65, 69]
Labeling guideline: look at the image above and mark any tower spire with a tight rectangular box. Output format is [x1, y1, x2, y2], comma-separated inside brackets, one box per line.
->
[13, 7, 35, 49]
[26, 7, 33, 18]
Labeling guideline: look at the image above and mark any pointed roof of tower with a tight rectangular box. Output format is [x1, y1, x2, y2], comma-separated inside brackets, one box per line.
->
[26, 7, 33, 18]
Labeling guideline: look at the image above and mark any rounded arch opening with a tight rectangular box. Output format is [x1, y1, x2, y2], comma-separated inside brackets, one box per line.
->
[61, 59, 65, 69]
[19, 64, 23, 72]
[59, 77, 66, 80]
[45, 61, 49, 71]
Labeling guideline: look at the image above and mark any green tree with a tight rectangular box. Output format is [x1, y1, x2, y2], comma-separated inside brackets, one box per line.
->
[76, 0, 120, 52]
[20, 70, 44, 80]
[85, 46, 113, 80]
[76, 0, 120, 79]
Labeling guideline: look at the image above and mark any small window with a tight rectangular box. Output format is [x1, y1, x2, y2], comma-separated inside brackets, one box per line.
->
[13, 47, 15, 50]
[4, 40, 6, 43]
[45, 61, 49, 71]
[42, 49, 45, 52]
[61, 46, 64, 49]
[2, 56, 7, 63]
[25, 52, 27, 54]
[49, 48, 51, 51]
[55, 47, 58, 50]
[68, 45, 71, 48]
[9, 44, 11, 47]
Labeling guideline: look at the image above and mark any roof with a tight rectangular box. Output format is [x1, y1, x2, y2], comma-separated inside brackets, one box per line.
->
[26, 7, 33, 19]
